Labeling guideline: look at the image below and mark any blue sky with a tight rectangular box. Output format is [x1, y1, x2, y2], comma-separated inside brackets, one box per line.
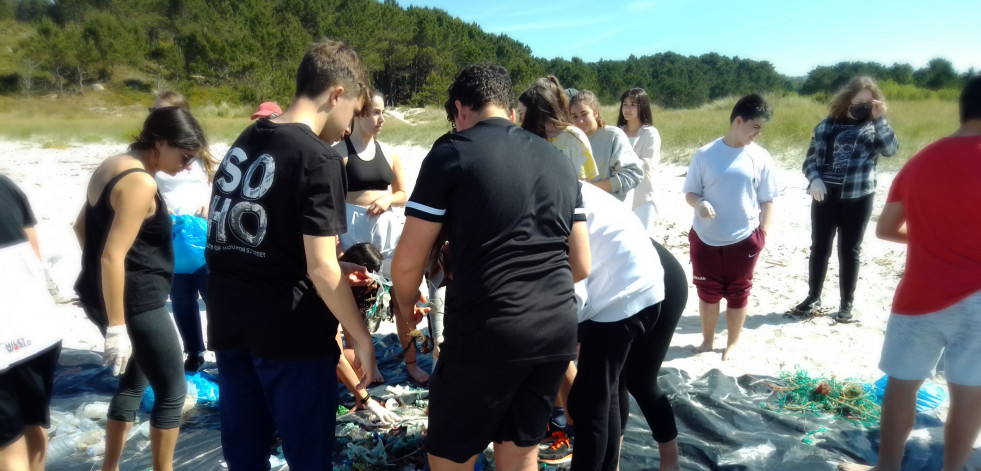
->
[395, 0, 980, 77]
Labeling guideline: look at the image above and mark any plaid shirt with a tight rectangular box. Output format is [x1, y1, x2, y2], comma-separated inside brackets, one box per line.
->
[802, 116, 899, 199]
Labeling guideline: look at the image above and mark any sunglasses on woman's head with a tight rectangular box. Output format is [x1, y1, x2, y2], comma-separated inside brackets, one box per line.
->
[181, 152, 197, 166]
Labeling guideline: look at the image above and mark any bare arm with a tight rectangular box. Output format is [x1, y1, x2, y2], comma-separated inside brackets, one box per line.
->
[876, 201, 907, 244]
[685, 192, 702, 208]
[387, 153, 408, 207]
[391, 216, 442, 325]
[568, 220, 590, 282]
[74, 205, 86, 248]
[303, 234, 375, 389]
[24, 226, 41, 260]
[588, 179, 613, 193]
[334, 328, 372, 404]
[101, 173, 158, 327]
[759, 201, 774, 235]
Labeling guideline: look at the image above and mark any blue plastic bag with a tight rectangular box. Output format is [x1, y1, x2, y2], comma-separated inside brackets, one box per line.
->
[142, 371, 219, 412]
[172, 215, 207, 274]
[869, 375, 947, 412]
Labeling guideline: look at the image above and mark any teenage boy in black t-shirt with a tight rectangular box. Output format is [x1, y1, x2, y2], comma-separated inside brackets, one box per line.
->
[205, 39, 375, 471]
[391, 63, 591, 470]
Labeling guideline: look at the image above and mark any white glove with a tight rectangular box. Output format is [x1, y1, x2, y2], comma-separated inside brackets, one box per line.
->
[809, 178, 827, 202]
[104, 325, 132, 376]
[365, 398, 400, 425]
[696, 199, 716, 219]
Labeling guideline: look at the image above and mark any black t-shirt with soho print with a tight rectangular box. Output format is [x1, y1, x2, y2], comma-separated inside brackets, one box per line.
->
[406, 117, 582, 366]
[206, 119, 348, 360]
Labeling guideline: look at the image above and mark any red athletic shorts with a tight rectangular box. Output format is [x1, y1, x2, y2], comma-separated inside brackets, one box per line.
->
[688, 226, 765, 308]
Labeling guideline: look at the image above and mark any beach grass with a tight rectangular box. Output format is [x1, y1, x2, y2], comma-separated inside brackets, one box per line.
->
[600, 93, 957, 172]
[0, 93, 956, 171]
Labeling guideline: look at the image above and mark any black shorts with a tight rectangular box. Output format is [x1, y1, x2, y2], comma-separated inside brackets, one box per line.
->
[0, 342, 61, 446]
[426, 357, 568, 463]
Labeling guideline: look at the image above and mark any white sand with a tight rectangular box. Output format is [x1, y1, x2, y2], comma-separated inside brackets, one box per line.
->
[3, 139, 978, 464]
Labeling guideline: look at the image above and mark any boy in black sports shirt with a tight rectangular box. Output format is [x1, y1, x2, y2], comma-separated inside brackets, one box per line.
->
[205, 39, 376, 470]
[391, 63, 590, 470]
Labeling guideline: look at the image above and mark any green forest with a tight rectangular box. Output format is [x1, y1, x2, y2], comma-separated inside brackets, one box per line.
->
[0, 0, 975, 108]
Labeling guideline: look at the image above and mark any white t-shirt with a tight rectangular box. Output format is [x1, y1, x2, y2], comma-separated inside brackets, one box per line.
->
[574, 183, 664, 323]
[625, 124, 661, 208]
[0, 241, 61, 371]
[682, 138, 779, 246]
[155, 159, 211, 215]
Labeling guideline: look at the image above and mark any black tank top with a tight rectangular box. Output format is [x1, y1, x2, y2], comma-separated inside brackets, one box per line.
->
[343, 137, 394, 192]
[74, 168, 174, 327]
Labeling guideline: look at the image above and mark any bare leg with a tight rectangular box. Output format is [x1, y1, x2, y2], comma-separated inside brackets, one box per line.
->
[0, 434, 29, 471]
[343, 347, 383, 384]
[838, 377, 921, 471]
[428, 453, 478, 471]
[393, 296, 430, 384]
[722, 305, 748, 361]
[150, 426, 179, 471]
[943, 383, 981, 471]
[557, 360, 577, 426]
[493, 441, 539, 471]
[692, 300, 719, 353]
[658, 438, 681, 471]
[101, 419, 133, 471]
[21, 426, 47, 471]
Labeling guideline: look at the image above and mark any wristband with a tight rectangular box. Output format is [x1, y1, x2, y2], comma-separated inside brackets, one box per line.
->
[358, 393, 371, 406]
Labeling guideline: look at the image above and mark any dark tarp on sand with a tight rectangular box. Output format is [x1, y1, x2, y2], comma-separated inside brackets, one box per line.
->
[47, 339, 947, 470]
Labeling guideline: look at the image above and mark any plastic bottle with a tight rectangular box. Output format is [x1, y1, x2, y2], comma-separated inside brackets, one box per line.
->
[75, 429, 103, 450]
[74, 416, 101, 432]
[85, 441, 106, 457]
[76, 402, 110, 421]
[46, 435, 80, 462]
[139, 420, 151, 438]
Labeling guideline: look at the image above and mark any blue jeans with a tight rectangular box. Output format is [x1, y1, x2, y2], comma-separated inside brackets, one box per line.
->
[170, 265, 208, 355]
[216, 350, 339, 471]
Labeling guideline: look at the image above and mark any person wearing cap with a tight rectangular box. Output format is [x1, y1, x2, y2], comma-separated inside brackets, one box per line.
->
[251, 101, 283, 120]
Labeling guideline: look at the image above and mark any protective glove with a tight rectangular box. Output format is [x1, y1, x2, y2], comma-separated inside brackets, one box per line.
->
[808, 178, 827, 202]
[365, 398, 400, 425]
[104, 324, 132, 376]
[696, 199, 716, 219]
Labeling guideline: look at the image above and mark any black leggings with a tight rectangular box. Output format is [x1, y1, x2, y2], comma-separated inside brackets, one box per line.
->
[92, 305, 186, 429]
[807, 186, 874, 304]
[568, 242, 687, 471]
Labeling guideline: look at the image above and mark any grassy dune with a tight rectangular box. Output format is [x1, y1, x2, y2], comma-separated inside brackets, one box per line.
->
[603, 95, 958, 172]
[0, 93, 956, 171]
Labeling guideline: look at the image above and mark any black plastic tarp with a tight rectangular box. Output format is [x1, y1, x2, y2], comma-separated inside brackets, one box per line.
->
[45, 341, 947, 470]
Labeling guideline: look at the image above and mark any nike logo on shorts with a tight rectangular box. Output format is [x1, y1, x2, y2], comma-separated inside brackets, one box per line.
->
[748, 253, 758, 258]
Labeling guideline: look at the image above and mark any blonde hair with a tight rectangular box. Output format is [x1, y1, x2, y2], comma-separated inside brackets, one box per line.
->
[829, 76, 884, 120]
[570, 90, 605, 128]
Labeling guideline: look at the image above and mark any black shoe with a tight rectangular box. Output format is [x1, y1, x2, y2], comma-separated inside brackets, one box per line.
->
[539, 431, 573, 464]
[184, 354, 205, 372]
[794, 296, 821, 315]
[837, 303, 854, 322]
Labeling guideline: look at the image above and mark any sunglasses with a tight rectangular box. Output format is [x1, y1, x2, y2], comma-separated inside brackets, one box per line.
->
[181, 152, 197, 166]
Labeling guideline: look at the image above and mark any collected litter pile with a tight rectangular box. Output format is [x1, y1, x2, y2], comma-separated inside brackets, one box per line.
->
[46, 370, 219, 464]
[333, 385, 430, 471]
[759, 368, 882, 428]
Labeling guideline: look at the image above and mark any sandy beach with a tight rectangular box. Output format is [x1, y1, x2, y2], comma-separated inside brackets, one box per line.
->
[2, 138, 977, 468]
